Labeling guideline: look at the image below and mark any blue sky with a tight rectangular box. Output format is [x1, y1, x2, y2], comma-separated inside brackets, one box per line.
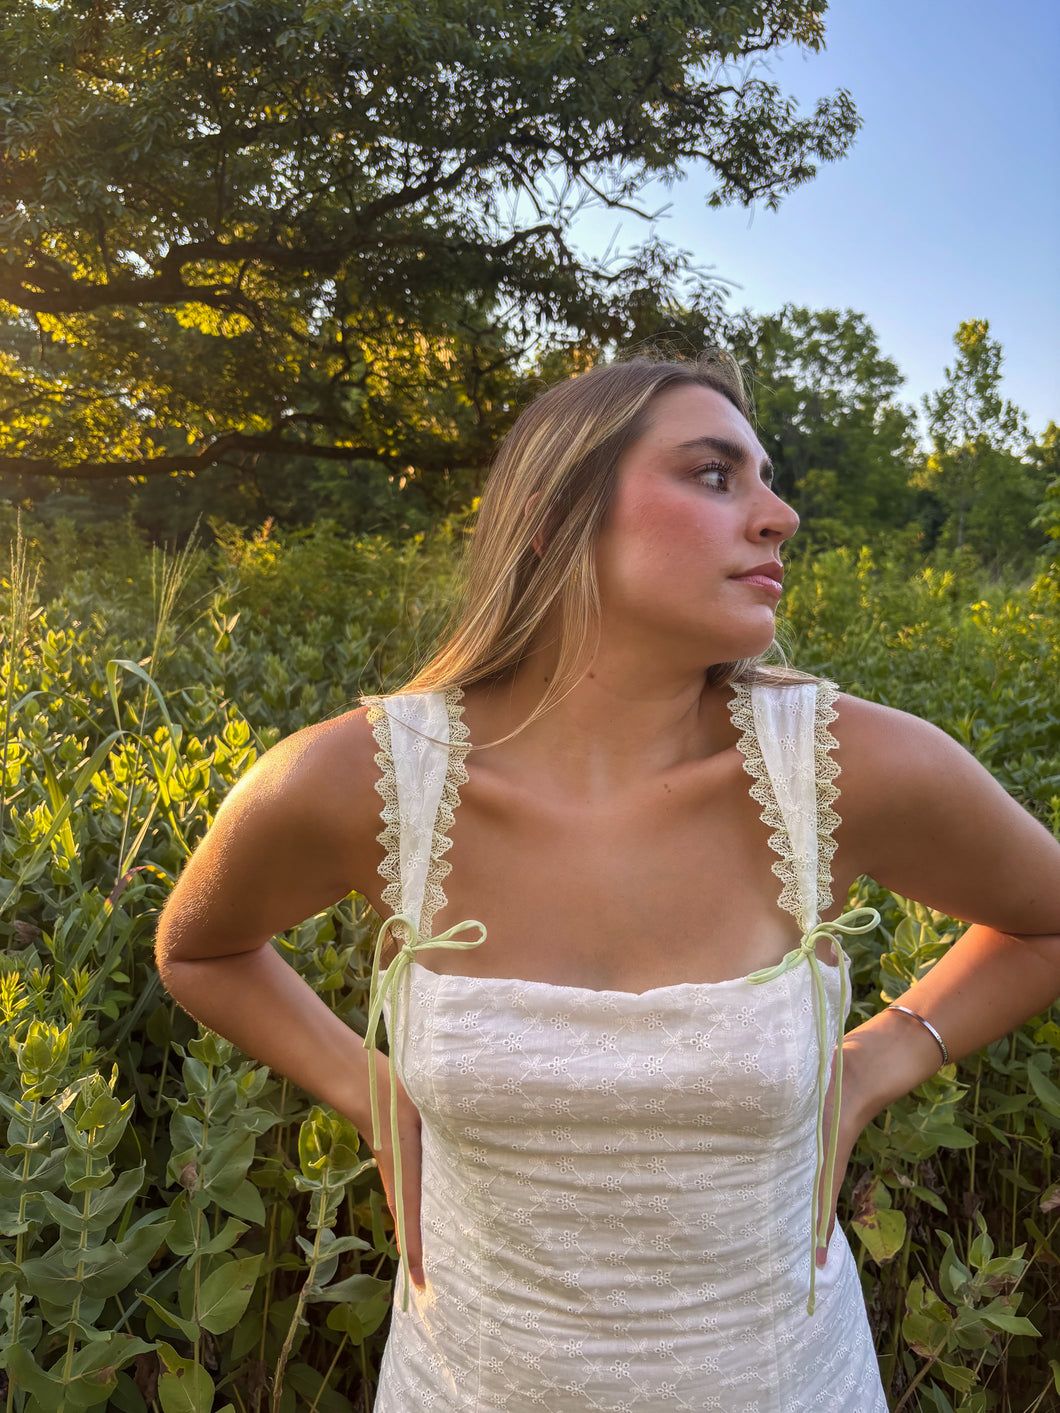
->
[570, 0, 1059, 438]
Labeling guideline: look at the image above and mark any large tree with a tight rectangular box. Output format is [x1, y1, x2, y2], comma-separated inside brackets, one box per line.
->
[0, 0, 858, 513]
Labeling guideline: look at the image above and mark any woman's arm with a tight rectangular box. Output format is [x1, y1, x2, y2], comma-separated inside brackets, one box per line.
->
[818, 695, 1060, 1249]
[154, 709, 427, 1286]
[842, 924, 1060, 1121]
[836, 695, 1060, 1085]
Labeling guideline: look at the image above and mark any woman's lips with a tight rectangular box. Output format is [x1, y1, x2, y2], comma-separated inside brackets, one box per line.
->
[730, 573, 784, 596]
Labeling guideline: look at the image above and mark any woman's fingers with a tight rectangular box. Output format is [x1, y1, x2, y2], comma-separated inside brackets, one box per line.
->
[816, 1054, 854, 1264]
[370, 1064, 425, 1289]
[395, 1094, 425, 1286]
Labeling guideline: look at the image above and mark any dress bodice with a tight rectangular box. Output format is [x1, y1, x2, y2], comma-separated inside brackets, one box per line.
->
[358, 681, 885, 1412]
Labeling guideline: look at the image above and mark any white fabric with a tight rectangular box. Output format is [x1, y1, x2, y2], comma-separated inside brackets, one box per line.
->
[728, 681, 841, 935]
[369, 683, 886, 1412]
[750, 684, 820, 930]
[365, 688, 471, 943]
[381, 692, 452, 932]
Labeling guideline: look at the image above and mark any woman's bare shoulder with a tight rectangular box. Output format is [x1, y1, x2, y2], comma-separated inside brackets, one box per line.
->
[828, 689, 982, 824]
[231, 704, 383, 874]
[829, 688, 935, 751]
[828, 690, 1060, 933]
[157, 706, 385, 964]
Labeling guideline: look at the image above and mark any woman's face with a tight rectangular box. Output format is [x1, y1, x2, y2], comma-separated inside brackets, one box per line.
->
[593, 383, 800, 668]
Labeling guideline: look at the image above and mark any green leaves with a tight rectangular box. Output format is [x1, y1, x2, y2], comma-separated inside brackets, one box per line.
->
[1026, 1061, 1060, 1118]
[4, 511, 1059, 1409]
[19, 1211, 173, 1306]
[898, 1214, 1041, 1402]
[154, 1341, 217, 1413]
[903, 1274, 956, 1359]
[40, 1160, 144, 1233]
[917, 319, 1045, 566]
[732, 305, 918, 551]
[784, 542, 1060, 825]
[165, 1040, 282, 1223]
[13, 1017, 73, 1099]
[851, 1176, 907, 1264]
[6, 1332, 156, 1409]
[270, 1108, 381, 1399]
[838, 879, 1058, 1403]
[295, 1106, 375, 1232]
[0, 2, 860, 491]
[196, 1253, 264, 1334]
[297, 1106, 364, 1185]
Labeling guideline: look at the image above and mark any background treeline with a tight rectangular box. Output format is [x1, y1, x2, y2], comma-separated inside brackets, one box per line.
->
[2, 3, 1059, 1412]
[5, 298, 1059, 577]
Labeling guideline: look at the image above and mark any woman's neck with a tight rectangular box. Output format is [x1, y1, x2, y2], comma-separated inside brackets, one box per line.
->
[464, 647, 734, 796]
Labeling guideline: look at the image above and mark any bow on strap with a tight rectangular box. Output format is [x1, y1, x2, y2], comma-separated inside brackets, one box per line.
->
[748, 905, 881, 1316]
[364, 911, 487, 1310]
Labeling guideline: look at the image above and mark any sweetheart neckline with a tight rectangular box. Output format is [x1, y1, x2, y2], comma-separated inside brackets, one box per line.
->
[400, 952, 846, 1002]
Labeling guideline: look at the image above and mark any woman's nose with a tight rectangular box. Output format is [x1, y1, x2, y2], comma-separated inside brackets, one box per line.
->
[753, 487, 800, 543]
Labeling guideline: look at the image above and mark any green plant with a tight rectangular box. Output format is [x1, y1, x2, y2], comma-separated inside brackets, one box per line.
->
[2, 516, 1057, 1410]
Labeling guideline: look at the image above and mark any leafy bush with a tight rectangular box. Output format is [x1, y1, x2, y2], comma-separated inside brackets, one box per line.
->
[783, 544, 1060, 825]
[1, 517, 1057, 1411]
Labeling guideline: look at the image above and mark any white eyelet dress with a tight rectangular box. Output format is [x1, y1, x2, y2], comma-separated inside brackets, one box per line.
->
[361, 682, 888, 1413]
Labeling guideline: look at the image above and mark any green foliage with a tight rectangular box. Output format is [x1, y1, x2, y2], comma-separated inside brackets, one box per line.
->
[839, 885, 1058, 1409]
[0, 516, 456, 1410]
[733, 305, 920, 548]
[2, 515, 1058, 1410]
[1029, 423, 1060, 550]
[781, 544, 1060, 823]
[783, 546, 1060, 1407]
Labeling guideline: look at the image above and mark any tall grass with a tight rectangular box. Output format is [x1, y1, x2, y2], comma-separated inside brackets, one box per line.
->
[1, 519, 40, 870]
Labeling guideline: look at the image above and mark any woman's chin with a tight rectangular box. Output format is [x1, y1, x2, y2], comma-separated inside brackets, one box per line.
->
[711, 619, 779, 664]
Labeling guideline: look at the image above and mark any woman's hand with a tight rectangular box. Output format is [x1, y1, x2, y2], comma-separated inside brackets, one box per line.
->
[816, 1052, 855, 1264]
[365, 1053, 426, 1290]
[815, 1009, 948, 1263]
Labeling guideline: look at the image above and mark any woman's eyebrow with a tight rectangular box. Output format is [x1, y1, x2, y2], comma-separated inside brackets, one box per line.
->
[672, 434, 774, 480]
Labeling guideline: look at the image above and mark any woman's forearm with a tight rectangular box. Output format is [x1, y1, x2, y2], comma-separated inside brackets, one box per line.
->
[158, 944, 375, 1134]
[842, 923, 1060, 1124]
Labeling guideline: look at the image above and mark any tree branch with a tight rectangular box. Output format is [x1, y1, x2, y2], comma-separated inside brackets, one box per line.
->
[0, 431, 399, 481]
[0, 262, 264, 318]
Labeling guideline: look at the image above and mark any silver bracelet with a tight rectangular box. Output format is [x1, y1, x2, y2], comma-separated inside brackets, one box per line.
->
[887, 1004, 949, 1066]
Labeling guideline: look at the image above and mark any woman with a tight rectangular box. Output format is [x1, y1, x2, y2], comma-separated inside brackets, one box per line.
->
[156, 354, 1060, 1412]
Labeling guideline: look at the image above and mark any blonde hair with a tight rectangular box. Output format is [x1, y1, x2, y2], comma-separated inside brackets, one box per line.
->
[399, 351, 810, 733]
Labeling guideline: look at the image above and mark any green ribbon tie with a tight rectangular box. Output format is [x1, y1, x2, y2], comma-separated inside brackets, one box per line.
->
[747, 905, 881, 1316]
[364, 911, 487, 1310]
[366, 903, 878, 1318]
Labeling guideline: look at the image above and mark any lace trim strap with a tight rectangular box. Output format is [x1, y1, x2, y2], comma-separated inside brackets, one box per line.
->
[364, 700, 402, 923]
[727, 680, 842, 930]
[361, 686, 484, 1313]
[423, 688, 470, 937]
[814, 681, 842, 916]
[362, 687, 470, 939]
[731, 677, 878, 1316]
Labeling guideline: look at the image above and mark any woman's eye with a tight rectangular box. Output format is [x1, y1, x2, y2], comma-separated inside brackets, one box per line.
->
[693, 462, 733, 491]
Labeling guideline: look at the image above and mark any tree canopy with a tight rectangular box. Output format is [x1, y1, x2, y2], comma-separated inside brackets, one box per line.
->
[0, 0, 858, 494]
[732, 305, 918, 548]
